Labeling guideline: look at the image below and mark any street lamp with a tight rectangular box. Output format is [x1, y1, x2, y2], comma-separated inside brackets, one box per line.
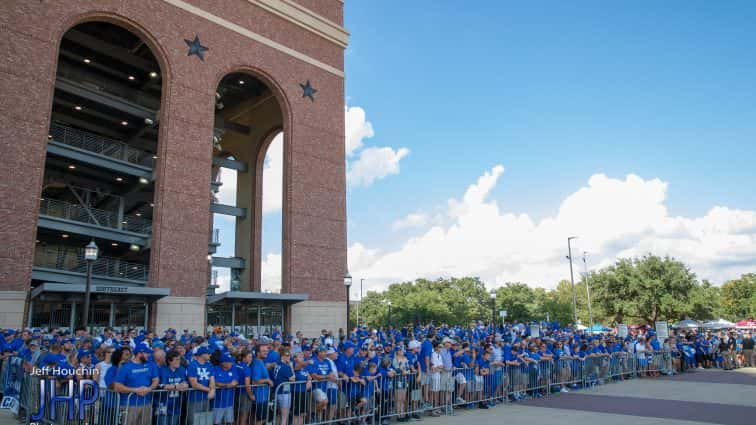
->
[82, 240, 98, 331]
[583, 252, 594, 335]
[490, 289, 497, 329]
[344, 273, 352, 331]
[567, 236, 578, 326]
[358, 278, 365, 327]
[387, 300, 392, 327]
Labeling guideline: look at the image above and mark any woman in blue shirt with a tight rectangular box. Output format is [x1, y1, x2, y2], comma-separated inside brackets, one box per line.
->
[272, 350, 295, 425]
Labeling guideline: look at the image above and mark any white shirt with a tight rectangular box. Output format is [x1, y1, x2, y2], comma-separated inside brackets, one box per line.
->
[431, 351, 443, 371]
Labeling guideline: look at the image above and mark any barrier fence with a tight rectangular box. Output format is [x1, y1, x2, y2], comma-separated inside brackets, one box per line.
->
[0, 351, 699, 425]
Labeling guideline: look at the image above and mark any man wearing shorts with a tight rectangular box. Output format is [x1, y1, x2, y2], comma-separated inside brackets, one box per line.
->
[212, 353, 238, 425]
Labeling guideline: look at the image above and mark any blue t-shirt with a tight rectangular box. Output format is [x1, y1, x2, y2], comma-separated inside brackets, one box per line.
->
[251, 359, 270, 403]
[273, 362, 294, 393]
[115, 361, 158, 406]
[158, 366, 187, 414]
[187, 360, 213, 402]
[212, 366, 238, 408]
[103, 365, 120, 407]
[235, 362, 251, 398]
[419, 340, 433, 372]
[293, 367, 309, 393]
[307, 357, 333, 391]
[360, 369, 378, 398]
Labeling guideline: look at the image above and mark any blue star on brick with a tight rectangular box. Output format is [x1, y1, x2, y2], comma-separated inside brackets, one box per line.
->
[300, 80, 317, 102]
[184, 36, 209, 61]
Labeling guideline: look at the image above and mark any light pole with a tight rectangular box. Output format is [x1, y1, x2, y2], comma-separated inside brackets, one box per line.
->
[82, 240, 98, 332]
[344, 273, 352, 332]
[567, 236, 578, 326]
[583, 252, 594, 335]
[358, 278, 364, 327]
[387, 300, 392, 327]
[490, 289, 497, 329]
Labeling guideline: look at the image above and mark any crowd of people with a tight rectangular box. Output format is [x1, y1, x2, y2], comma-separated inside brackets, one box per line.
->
[1, 322, 754, 425]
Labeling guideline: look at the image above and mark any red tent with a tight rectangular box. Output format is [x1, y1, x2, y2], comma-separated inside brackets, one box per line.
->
[736, 319, 756, 329]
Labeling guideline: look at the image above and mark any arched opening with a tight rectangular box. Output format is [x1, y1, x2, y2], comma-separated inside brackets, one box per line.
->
[32, 21, 164, 332]
[260, 132, 283, 294]
[207, 71, 286, 336]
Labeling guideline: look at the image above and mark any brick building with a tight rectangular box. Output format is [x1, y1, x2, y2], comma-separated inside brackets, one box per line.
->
[0, 0, 349, 337]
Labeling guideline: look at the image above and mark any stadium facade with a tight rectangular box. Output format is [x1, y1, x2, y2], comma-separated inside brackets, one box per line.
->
[0, 0, 349, 336]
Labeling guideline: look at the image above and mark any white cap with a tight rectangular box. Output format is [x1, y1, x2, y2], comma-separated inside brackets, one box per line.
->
[408, 340, 421, 350]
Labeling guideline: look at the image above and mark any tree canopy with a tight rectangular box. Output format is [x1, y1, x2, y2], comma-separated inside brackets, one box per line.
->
[354, 254, 747, 327]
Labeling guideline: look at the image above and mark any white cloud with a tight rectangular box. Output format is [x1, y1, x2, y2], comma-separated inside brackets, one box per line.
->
[262, 134, 283, 214]
[261, 253, 282, 293]
[345, 105, 409, 187]
[347, 146, 410, 188]
[345, 106, 374, 157]
[349, 166, 756, 292]
[392, 212, 429, 231]
[215, 168, 237, 206]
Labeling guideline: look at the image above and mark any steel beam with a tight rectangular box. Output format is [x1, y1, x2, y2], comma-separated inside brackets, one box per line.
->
[210, 203, 247, 218]
[56, 78, 157, 120]
[212, 156, 248, 172]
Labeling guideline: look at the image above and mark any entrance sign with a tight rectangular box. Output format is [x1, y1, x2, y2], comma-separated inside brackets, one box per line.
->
[655, 321, 669, 339]
[530, 324, 540, 337]
[499, 310, 507, 318]
[618, 324, 628, 338]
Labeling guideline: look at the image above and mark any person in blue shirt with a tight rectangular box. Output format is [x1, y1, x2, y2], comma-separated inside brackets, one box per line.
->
[475, 350, 494, 408]
[114, 344, 159, 425]
[272, 349, 295, 425]
[212, 353, 238, 425]
[250, 341, 274, 425]
[187, 346, 215, 425]
[419, 333, 434, 404]
[377, 357, 396, 425]
[234, 349, 254, 425]
[290, 351, 312, 425]
[156, 351, 188, 425]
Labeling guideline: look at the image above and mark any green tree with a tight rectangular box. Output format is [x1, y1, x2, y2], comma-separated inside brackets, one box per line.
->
[720, 273, 756, 320]
[493, 282, 536, 323]
[685, 279, 721, 320]
[590, 254, 697, 324]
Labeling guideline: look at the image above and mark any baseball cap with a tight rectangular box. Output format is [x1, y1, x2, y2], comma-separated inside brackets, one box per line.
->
[134, 344, 151, 354]
[220, 353, 234, 363]
[196, 346, 211, 356]
[408, 340, 421, 350]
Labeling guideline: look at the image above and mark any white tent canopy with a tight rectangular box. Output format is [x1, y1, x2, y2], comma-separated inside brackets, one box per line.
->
[672, 319, 701, 329]
[702, 318, 736, 329]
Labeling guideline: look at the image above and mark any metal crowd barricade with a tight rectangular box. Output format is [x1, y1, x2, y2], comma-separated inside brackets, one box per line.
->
[583, 354, 610, 387]
[507, 360, 550, 400]
[448, 366, 501, 409]
[608, 352, 633, 381]
[374, 370, 425, 421]
[550, 358, 582, 391]
[272, 376, 375, 425]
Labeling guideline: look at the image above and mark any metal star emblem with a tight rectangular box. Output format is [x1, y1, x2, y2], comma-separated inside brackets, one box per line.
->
[184, 36, 209, 61]
[300, 80, 317, 102]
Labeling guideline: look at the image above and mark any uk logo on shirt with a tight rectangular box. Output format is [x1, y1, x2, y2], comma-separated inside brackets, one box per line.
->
[197, 367, 210, 381]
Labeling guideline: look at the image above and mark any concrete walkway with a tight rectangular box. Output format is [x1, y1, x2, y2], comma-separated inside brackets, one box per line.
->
[429, 368, 756, 425]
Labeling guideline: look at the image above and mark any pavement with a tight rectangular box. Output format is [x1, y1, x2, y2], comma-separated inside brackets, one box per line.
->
[0, 368, 752, 425]
[429, 368, 756, 425]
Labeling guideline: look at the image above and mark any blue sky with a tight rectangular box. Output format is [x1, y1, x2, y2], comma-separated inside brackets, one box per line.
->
[344, 0, 756, 247]
[216, 1, 756, 292]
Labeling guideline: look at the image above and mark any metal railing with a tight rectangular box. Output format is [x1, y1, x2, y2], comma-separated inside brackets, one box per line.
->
[3, 350, 709, 425]
[49, 121, 154, 167]
[40, 198, 152, 234]
[34, 246, 149, 282]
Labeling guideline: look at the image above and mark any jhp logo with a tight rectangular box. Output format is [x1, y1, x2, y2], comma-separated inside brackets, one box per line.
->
[31, 379, 99, 421]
